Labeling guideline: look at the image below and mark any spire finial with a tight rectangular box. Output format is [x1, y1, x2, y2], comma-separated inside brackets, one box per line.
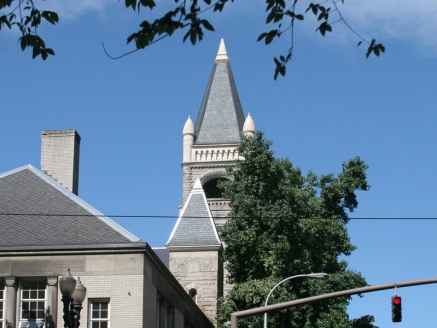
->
[215, 38, 228, 62]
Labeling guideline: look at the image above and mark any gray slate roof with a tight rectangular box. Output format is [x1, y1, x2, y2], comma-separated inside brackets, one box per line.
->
[0, 165, 140, 246]
[152, 247, 169, 268]
[194, 61, 245, 145]
[167, 181, 220, 246]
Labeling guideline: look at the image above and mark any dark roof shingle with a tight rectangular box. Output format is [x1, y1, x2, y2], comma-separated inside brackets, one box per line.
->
[0, 166, 140, 246]
[167, 181, 220, 246]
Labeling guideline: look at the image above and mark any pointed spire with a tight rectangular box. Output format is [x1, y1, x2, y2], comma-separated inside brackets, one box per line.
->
[166, 179, 221, 246]
[194, 39, 245, 145]
[215, 38, 229, 62]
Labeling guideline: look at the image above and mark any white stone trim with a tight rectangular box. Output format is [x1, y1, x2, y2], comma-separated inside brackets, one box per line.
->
[215, 38, 229, 62]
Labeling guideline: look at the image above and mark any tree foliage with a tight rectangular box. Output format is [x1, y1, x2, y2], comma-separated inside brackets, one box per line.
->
[0, 0, 384, 78]
[216, 132, 377, 327]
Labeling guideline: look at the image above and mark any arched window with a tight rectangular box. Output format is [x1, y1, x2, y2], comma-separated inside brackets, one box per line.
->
[188, 289, 197, 303]
[203, 178, 226, 198]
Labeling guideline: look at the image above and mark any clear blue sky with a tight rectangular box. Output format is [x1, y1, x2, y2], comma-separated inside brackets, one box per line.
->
[1, 0, 437, 326]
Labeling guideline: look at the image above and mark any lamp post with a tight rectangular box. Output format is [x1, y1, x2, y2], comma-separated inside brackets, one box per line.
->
[59, 269, 87, 328]
[264, 273, 328, 328]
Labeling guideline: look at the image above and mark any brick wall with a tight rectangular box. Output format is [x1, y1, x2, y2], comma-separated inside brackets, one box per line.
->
[41, 130, 81, 195]
[56, 274, 145, 327]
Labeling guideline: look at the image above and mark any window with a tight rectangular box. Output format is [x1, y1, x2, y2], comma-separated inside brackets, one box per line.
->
[188, 289, 197, 304]
[89, 300, 110, 328]
[157, 297, 174, 328]
[0, 281, 4, 328]
[20, 281, 46, 328]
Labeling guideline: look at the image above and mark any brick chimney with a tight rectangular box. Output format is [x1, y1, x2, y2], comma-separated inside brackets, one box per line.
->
[40, 130, 81, 195]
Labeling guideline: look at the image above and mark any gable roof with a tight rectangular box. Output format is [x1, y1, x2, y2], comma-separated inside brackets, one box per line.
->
[0, 165, 140, 246]
[194, 39, 245, 145]
[166, 179, 220, 246]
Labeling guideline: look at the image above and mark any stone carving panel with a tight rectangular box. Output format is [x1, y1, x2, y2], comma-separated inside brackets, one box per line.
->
[170, 257, 216, 274]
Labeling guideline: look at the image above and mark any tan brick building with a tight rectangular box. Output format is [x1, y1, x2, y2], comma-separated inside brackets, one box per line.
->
[0, 133, 213, 328]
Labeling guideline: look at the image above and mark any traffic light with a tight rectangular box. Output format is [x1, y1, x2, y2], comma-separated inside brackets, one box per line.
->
[391, 296, 402, 322]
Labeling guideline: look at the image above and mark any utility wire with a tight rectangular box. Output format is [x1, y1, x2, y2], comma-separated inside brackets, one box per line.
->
[0, 213, 435, 220]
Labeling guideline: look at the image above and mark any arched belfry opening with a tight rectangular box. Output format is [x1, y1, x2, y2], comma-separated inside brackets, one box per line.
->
[203, 178, 227, 199]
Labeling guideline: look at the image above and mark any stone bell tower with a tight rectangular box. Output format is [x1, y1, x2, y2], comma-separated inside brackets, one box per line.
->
[167, 39, 255, 322]
[180, 38, 255, 228]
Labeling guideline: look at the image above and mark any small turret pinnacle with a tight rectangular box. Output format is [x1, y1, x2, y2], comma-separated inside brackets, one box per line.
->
[215, 38, 228, 62]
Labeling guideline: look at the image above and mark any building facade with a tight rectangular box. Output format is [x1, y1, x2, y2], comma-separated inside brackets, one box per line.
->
[0, 132, 213, 328]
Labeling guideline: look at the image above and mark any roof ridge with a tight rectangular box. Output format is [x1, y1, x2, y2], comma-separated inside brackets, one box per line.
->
[0, 164, 141, 242]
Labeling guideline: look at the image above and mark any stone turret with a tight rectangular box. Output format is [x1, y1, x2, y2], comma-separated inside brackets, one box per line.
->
[183, 116, 195, 162]
[243, 113, 255, 137]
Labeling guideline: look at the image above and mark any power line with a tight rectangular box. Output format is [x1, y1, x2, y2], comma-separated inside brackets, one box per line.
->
[0, 213, 436, 220]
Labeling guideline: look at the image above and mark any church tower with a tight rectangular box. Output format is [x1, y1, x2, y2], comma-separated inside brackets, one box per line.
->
[181, 38, 255, 228]
[167, 39, 255, 322]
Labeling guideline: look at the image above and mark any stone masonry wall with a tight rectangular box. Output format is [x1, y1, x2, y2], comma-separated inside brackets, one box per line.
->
[169, 251, 221, 322]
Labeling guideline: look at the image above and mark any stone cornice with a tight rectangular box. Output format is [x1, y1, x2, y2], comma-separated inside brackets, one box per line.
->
[181, 162, 235, 168]
[191, 143, 239, 149]
[166, 245, 222, 252]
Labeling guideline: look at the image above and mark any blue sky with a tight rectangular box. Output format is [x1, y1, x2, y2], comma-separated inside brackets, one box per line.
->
[1, 0, 437, 326]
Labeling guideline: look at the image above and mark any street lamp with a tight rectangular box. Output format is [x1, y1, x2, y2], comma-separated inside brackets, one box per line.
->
[59, 269, 87, 328]
[264, 273, 328, 328]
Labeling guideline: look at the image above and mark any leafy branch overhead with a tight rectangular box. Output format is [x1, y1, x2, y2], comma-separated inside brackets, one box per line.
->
[0, 0, 58, 60]
[1, 0, 384, 78]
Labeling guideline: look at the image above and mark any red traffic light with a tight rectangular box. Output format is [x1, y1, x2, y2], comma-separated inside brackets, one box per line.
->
[392, 296, 402, 322]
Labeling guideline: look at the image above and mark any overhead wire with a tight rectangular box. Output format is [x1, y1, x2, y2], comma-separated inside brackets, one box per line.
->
[0, 213, 435, 220]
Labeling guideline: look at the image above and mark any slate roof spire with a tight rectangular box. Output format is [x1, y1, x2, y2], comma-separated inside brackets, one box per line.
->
[166, 179, 221, 246]
[194, 39, 245, 145]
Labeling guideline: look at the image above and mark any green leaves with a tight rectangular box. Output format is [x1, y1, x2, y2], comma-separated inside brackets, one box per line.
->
[2, 0, 385, 73]
[125, 0, 156, 11]
[0, 0, 13, 10]
[365, 39, 386, 58]
[220, 132, 370, 281]
[126, 0, 215, 49]
[257, 29, 279, 45]
[217, 132, 373, 327]
[41, 11, 59, 25]
[0, 14, 12, 30]
[19, 34, 55, 60]
[316, 21, 332, 36]
[2, 1, 58, 60]
[273, 57, 285, 80]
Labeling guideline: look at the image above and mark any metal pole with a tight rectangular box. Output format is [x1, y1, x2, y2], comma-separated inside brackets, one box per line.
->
[263, 275, 307, 328]
[61, 296, 72, 328]
[230, 277, 437, 328]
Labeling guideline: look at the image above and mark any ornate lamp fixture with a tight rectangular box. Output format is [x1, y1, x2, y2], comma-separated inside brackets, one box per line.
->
[59, 269, 87, 328]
